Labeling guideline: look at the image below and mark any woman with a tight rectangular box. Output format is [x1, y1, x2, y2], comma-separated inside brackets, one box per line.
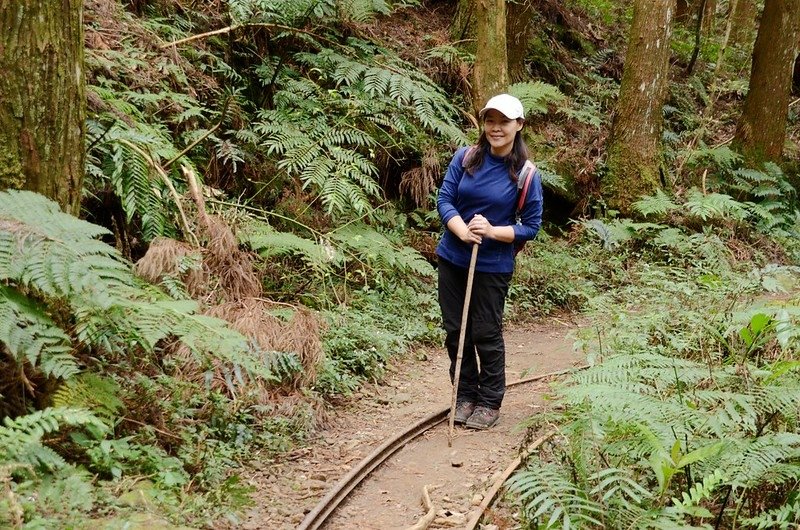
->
[436, 93, 543, 429]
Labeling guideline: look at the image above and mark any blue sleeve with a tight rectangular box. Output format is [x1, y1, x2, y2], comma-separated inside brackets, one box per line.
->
[512, 170, 543, 242]
[437, 147, 470, 226]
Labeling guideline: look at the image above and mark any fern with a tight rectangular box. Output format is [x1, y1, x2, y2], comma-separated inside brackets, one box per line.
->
[507, 462, 604, 528]
[740, 492, 800, 529]
[86, 115, 182, 242]
[52, 374, 123, 423]
[0, 407, 106, 471]
[683, 145, 742, 171]
[330, 223, 434, 277]
[666, 468, 725, 519]
[509, 81, 566, 116]
[240, 221, 339, 271]
[0, 190, 285, 390]
[338, 0, 391, 23]
[0, 285, 77, 380]
[634, 189, 680, 218]
[684, 189, 748, 221]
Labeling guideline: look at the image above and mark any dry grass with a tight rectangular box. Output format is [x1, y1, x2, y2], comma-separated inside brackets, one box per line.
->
[205, 299, 323, 387]
[171, 298, 323, 399]
[134, 169, 324, 398]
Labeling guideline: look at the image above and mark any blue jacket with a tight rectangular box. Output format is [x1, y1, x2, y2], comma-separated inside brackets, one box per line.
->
[436, 146, 543, 273]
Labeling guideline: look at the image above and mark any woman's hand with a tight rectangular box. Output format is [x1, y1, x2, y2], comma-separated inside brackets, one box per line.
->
[468, 214, 494, 239]
[468, 214, 516, 243]
[447, 216, 482, 244]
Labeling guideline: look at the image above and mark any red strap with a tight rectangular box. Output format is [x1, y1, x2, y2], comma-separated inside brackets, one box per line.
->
[516, 163, 536, 213]
[461, 145, 479, 169]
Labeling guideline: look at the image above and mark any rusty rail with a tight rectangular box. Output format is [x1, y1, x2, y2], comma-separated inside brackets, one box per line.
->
[297, 365, 586, 530]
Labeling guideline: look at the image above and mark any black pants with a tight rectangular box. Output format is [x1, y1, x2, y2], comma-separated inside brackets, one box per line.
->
[437, 257, 512, 410]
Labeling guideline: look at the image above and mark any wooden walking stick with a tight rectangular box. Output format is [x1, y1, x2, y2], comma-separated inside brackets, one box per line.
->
[448, 243, 479, 447]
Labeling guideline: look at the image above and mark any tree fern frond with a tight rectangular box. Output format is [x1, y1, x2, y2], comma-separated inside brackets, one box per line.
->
[239, 220, 339, 271]
[684, 145, 741, 171]
[52, 374, 123, 422]
[0, 407, 106, 470]
[634, 189, 680, 218]
[589, 467, 652, 504]
[721, 433, 800, 489]
[739, 493, 800, 529]
[509, 81, 566, 116]
[330, 224, 434, 277]
[507, 462, 604, 528]
[684, 190, 749, 221]
[0, 285, 77, 380]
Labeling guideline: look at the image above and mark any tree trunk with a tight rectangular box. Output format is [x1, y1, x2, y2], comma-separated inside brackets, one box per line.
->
[507, 0, 534, 82]
[602, 0, 676, 215]
[452, 0, 475, 45]
[729, 0, 756, 49]
[473, 0, 509, 110]
[0, 1, 85, 215]
[733, 0, 800, 163]
[702, 0, 716, 34]
[676, 0, 691, 22]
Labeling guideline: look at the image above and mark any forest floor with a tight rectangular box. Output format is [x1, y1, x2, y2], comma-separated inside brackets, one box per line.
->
[236, 317, 587, 530]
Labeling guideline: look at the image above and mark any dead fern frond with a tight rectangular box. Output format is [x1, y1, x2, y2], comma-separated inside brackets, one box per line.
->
[171, 298, 323, 395]
[399, 147, 440, 207]
[134, 237, 205, 290]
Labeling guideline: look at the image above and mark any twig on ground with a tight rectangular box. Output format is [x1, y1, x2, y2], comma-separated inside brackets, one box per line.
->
[404, 484, 440, 530]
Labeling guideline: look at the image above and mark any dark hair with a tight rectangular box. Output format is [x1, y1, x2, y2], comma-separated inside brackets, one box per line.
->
[464, 120, 529, 181]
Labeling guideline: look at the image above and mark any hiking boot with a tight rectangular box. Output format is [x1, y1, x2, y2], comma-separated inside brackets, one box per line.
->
[454, 401, 476, 424]
[465, 406, 500, 430]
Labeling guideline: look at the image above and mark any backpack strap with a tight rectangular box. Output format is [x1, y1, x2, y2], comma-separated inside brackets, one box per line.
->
[461, 145, 479, 169]
[515, 160, 537, 223]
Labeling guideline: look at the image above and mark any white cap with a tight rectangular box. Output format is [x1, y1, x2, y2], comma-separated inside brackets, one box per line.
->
[478, 93, 525, 120]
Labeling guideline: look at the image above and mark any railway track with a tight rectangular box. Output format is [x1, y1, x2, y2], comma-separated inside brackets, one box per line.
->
[298, 365, 586, 530]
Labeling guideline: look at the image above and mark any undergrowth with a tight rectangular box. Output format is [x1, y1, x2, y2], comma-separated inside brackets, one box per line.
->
[4, 0, 800, 528]
[505, 186, 800, 528]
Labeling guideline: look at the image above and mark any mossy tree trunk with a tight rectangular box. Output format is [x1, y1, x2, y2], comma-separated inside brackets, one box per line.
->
[473, 0, 509, 110]
[454, 0, 532, 90]
[507, 0, 534, 82]
[729, 0, 756, 48]
[0, 1, 85, 215]
[732, 0, 800, 163]
[602, 0, 676, 215]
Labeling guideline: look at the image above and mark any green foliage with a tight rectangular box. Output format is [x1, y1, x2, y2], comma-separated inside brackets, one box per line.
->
[509, 233, 601, 316]
[740, 492, 800, 529]
[509, 240, 800, 529]
[53, 374, 124, 422]
[0, 191, 318, 525]
[509, 81, 567, 117]
[633, 189, 679, 218]
[253, 43, 465, 217]
[85, 116, 182, 242]
[684, 190, 748, 222]
[330, 224, 434, 279]
[0, 407, 106, 471]
[241, 216, 434, 307]
[0, 285, 77, 381]
[0, 190, 279, 387]
[507, 462, 603, 528]
[316, 284, 440, 395]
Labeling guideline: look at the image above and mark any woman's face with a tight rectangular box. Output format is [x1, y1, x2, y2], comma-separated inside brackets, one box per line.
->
[483, 109, 523, 157]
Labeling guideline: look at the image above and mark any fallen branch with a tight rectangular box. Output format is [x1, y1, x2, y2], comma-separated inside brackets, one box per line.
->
[465, 429, 558, 530]
[163, 97, 231, 170]
[116, 138, 198, 246]
[404, 484, 440, 530]
[160, 23, 338, 49]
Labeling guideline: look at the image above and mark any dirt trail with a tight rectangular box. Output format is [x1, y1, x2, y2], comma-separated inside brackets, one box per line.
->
[239, 319, 585, 530]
